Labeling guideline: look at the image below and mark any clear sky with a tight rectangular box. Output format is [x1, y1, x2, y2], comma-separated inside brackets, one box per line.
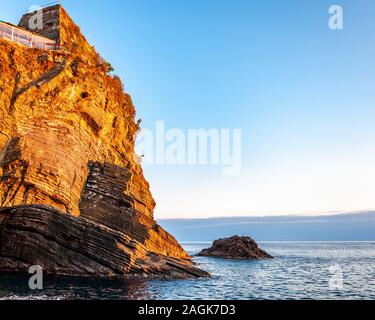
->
[2, 0, 375, 219]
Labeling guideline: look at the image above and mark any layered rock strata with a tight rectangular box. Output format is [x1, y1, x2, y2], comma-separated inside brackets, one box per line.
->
[0, 5, 208, 278]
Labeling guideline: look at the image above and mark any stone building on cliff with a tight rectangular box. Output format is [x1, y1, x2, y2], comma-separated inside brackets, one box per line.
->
[0, 4, 63, 50]
[18, 4, 62, 43]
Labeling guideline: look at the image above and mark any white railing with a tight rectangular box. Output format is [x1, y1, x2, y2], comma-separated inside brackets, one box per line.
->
[0, 23, 61, 51]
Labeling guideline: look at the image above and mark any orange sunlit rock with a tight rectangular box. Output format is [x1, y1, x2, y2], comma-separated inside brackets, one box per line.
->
[0, 5, 208, 278]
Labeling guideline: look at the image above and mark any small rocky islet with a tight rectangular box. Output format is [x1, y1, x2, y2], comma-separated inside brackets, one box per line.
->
[197, 235, 273, 260]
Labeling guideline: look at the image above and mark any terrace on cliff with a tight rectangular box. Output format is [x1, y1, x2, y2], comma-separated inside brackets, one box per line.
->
[0, 4, 209, 278]
[0, 4, 62, 50]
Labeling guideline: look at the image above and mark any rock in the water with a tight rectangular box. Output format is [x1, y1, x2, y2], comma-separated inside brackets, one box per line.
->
[197, 236, 273, 259]
[0, 5, 209, 279]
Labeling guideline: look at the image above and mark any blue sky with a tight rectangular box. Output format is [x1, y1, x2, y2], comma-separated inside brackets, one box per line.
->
[2, 0, 375, 218]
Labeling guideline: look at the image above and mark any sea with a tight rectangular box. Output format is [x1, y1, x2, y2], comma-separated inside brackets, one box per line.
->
[0, 242, 374, 300]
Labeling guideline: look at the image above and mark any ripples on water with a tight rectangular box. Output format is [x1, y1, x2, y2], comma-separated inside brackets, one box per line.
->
[1, 242, 374, 300]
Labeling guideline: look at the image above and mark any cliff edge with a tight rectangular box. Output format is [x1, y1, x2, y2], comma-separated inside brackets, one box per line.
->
[0, 5, 208, 278]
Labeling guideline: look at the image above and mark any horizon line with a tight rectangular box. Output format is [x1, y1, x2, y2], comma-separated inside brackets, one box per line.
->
[158, 209, 375, 221]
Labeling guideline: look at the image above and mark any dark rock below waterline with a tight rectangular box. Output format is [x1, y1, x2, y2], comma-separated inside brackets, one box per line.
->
[197, 235, 273, 260]
[0, 205, 210, 279]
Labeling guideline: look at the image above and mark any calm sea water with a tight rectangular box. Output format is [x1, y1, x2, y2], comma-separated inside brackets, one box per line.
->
[1, 242, 374, 300]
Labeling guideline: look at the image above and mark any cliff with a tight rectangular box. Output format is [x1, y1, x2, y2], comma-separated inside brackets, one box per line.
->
[0, 6, 208, 278]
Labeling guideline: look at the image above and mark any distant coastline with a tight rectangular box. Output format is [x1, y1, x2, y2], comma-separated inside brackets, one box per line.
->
[159, 211, 375, 242]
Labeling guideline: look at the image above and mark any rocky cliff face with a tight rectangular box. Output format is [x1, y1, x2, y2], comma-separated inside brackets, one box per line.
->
[0, 6, 208, 278]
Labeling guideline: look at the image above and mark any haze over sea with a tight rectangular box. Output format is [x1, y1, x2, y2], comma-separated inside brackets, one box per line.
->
[1, 242, 374, 300]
